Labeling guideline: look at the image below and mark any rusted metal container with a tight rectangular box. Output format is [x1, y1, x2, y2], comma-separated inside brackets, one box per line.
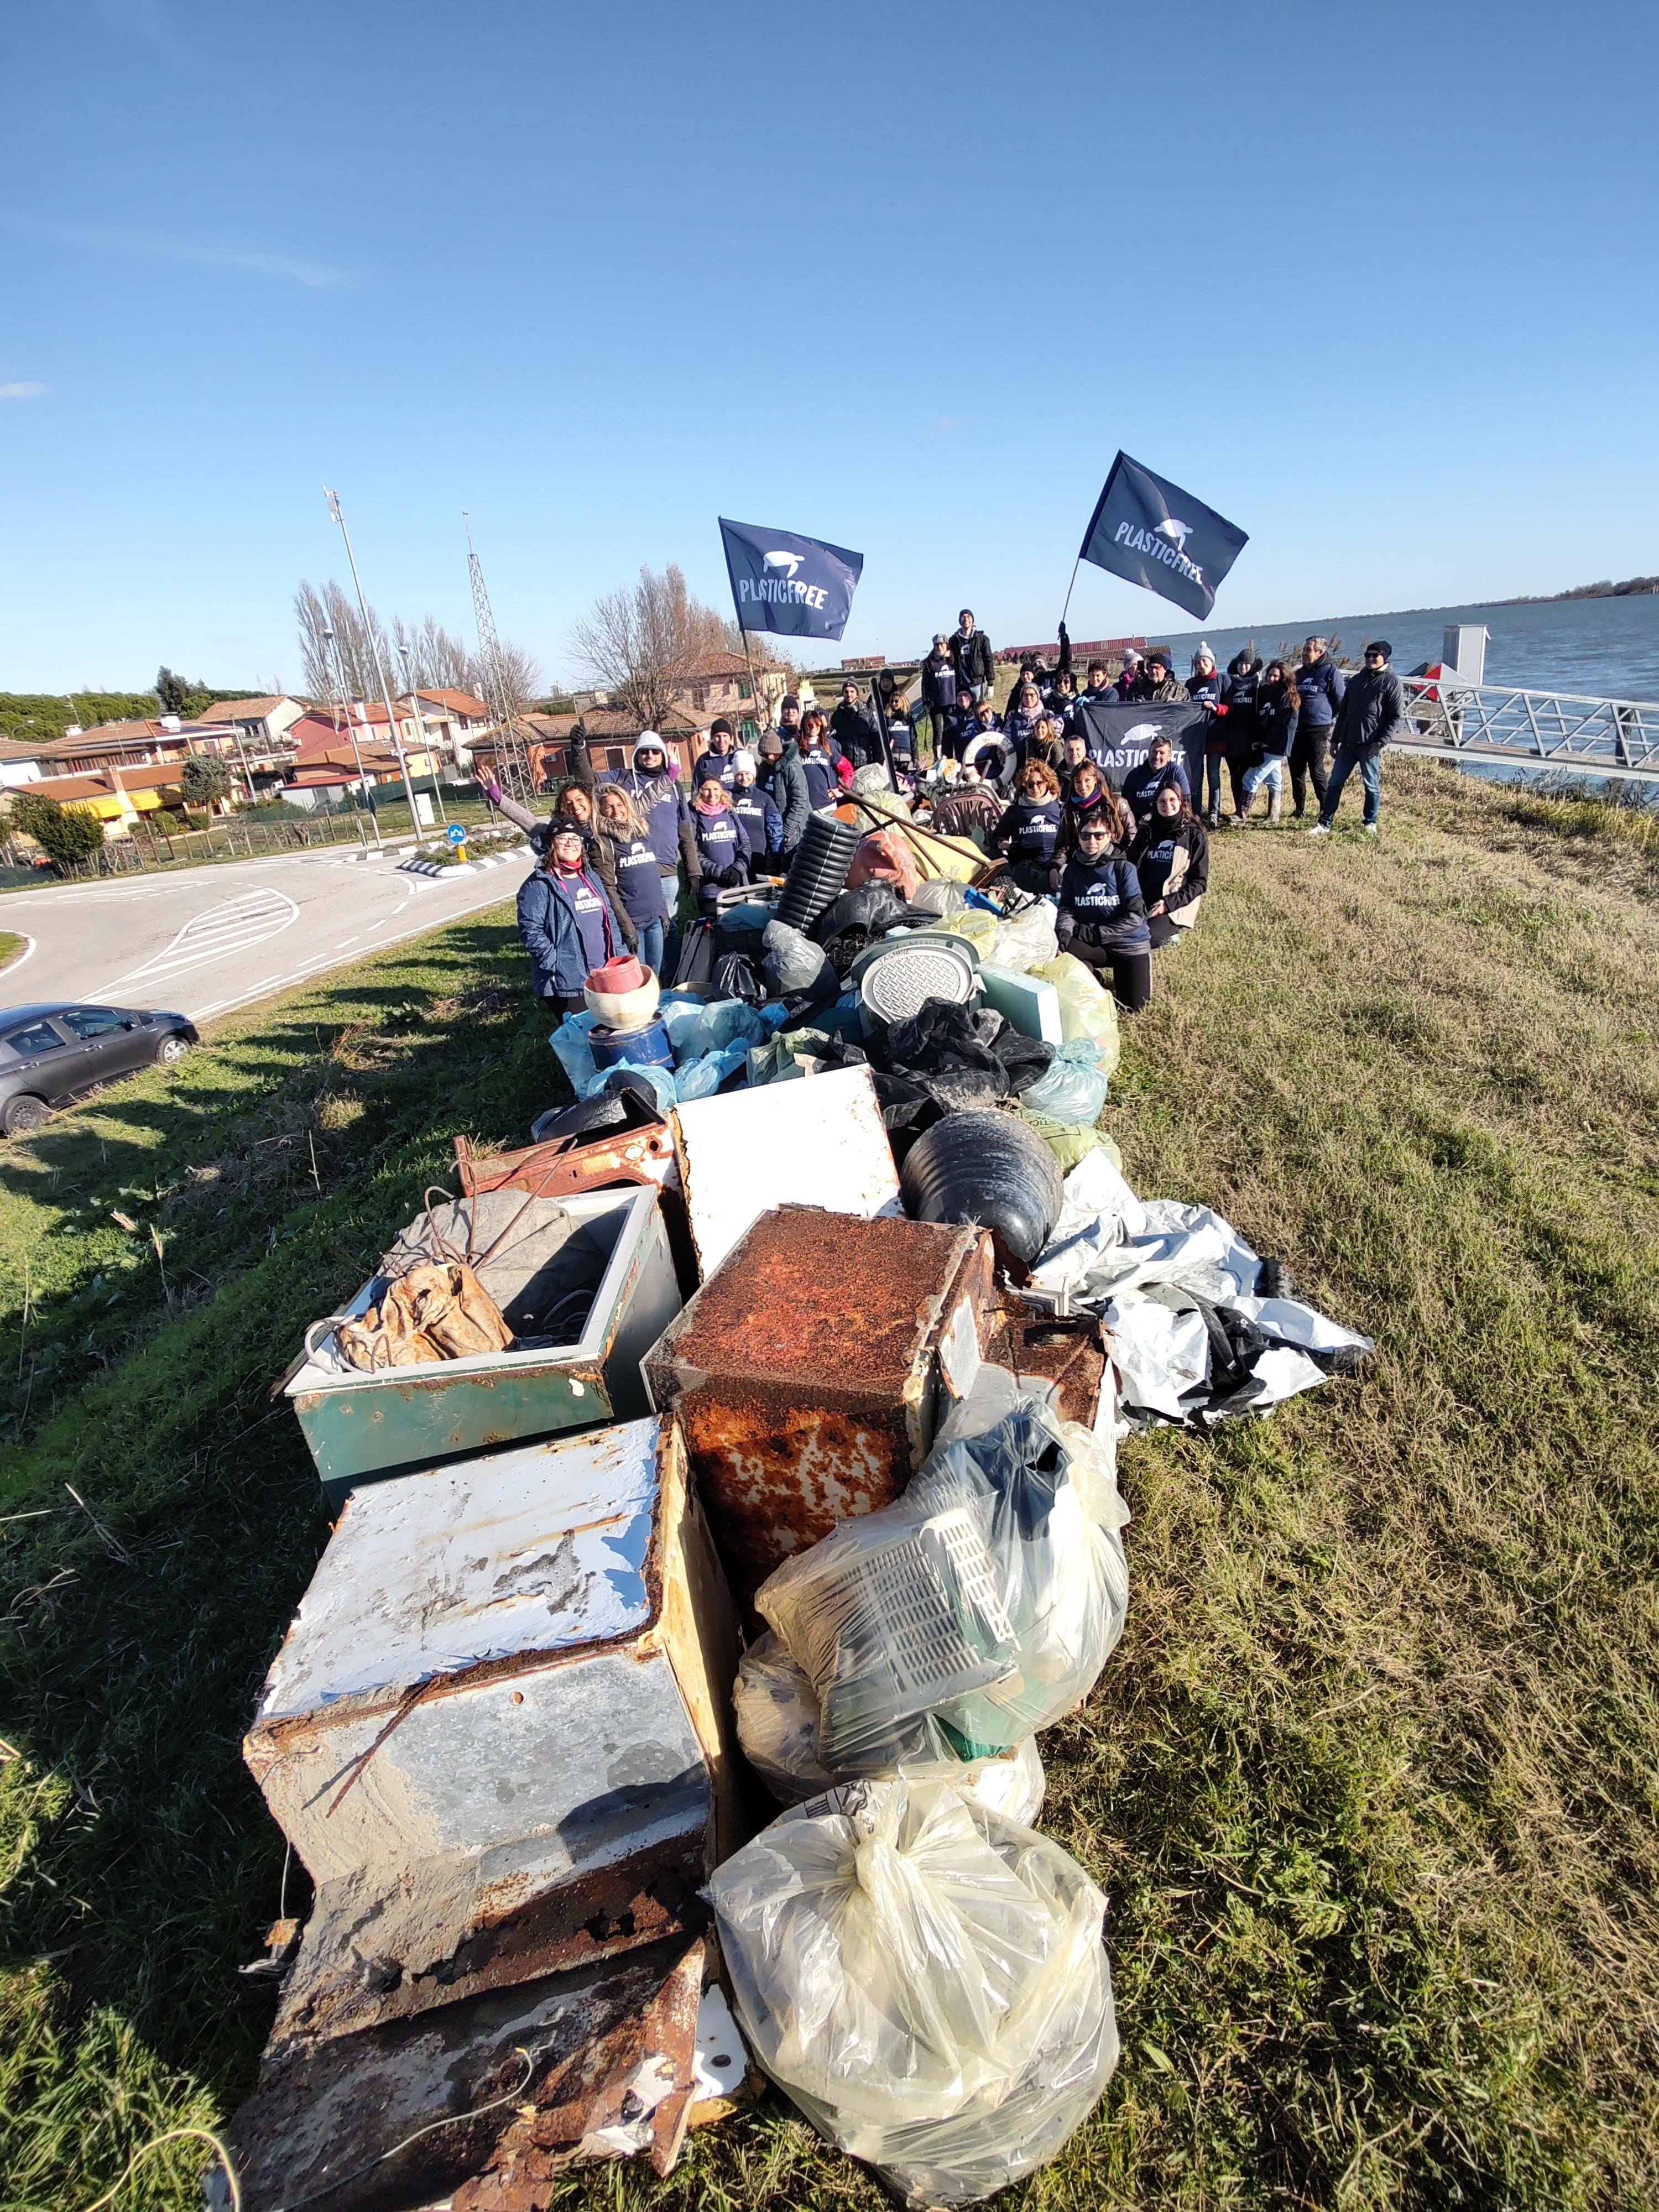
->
[285, 1184, 681, 1506]
[643, 1205, 1000, 1611]
[243, 1415, 742, 2040]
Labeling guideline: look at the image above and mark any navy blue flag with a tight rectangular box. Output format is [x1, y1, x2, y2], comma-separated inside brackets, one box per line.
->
[719, 517, 864, 641]
[1074, 698, 1209, 795]
[1079, 453, 1248, 620]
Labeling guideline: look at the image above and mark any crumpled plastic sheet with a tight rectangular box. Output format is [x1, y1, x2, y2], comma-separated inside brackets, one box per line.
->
[1019, 1037, 1110, 1126]
[1029, 1156, 1373, 1428]
[987, 901, 1058, 973]
[757, 1400, 1130, 1773]
[733, 1630, 1047, 1825]
[706, 1777, 1119, 2207]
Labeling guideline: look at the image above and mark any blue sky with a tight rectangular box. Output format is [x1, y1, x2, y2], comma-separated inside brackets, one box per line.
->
[2, 0, 1655, 692]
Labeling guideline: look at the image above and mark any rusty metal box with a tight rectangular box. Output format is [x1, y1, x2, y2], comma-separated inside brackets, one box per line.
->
[243, 1415, 741, 2042]
[643, 1205, 999, 1610]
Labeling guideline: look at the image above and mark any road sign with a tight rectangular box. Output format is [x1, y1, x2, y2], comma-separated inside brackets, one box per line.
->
[445, 823, 467, 845]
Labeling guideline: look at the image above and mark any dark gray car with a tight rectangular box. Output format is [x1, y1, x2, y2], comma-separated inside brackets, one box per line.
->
[0, 1003, 197, 1135]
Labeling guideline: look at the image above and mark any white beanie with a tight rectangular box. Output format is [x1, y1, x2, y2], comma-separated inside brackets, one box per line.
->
[734, 748, 757, 776]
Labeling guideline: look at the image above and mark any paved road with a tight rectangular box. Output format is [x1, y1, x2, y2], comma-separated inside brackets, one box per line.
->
[1, 843, 531, 1027]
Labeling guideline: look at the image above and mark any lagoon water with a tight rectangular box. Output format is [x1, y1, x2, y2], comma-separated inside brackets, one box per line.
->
[1152, 592, 1659, 703]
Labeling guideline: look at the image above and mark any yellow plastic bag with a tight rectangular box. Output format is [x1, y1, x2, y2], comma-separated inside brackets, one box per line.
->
[1029, 954, 1121, 1074]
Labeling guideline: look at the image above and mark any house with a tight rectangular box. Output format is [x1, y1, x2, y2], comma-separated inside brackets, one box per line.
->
[471, 705, 710, 794]
[289, 707, 439, 780]
[23, 761, 187, 833]
[409, 688, 492, 766]
[0, 735, 45, 790]
[201, 696, 307, 750]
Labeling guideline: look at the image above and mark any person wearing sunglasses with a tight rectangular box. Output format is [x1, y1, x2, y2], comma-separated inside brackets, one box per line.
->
[1054, 815, 1153, 1011]
[1308, 639, 1402, 836]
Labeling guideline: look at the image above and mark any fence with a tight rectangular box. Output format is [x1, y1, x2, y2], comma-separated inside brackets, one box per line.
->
[1396, 676, 1659, 781]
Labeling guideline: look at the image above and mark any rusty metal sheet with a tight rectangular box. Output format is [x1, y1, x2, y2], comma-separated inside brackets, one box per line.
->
[270, 1834, 711, 2049]
[456, 1125, 677, 1203]
[644, 1207, 998, 1610]
[985, 1302, 1109, 1430]
[216, 1937, 707, 2212]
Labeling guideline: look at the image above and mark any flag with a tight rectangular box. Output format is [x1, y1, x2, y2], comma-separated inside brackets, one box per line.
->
[1073, 697, 1210, 794]
[1078, 453, 1248, 620]
[719, 518, 864, 641]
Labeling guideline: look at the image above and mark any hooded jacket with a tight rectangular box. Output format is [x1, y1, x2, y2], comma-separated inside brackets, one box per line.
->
[1059, 780, 1135, 865]
[617, 739, 687, 871]
[920, 650, 960, 712]
[1218, 659, 1262, 753]
[1129, 811, 1209, 926]
[1331, 663, 1405, 754]
[1254, 680, 1300, 758]
[941, 702, 983, 760]
[1055, 851, 1151, 952]
[1294, 654, 1347, 729]
[800, 745, 842, 810]
[690, 744, 739, 793]
[761, 744, 812, 851]
[598, 824, 669, 929]
[1123, 753, 1193, 818]
[517, 858, 618, 997]
[1187, 662, 1224, 710]
[949, 625, 995, 691]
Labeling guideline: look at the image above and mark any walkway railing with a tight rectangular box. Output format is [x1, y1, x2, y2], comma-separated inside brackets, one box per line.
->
[1395, 675, 1659, 780]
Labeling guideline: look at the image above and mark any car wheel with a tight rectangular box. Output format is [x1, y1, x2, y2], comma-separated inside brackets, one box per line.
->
[155, 1035, 190, 1066]
[4, 1094, 50, 1136]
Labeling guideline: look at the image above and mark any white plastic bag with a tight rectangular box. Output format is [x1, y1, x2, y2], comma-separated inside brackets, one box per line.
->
[734, 1633, 1046, 1823]
[988, 901, 1058, 973]
[707, 1777, 1118, 2205]
[1021, 1037, 1110, 1125]
[757, 1403, 1129, 1770]
[1030, 953, 1121, 1071]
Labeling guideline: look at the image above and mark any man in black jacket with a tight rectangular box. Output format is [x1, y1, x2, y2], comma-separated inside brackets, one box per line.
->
[830, 680, 880, 768]
[1309, 642, 1402, 836]
[1289, 635, 1345, 817]
[950, 609, 995, 702]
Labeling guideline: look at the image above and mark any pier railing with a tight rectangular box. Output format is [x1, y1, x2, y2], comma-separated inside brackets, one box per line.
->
[1394, 675, 1659, 780]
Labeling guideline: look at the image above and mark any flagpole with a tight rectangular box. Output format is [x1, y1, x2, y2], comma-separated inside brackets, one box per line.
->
[737, 625, 766, 742]
[1059, 555, 1083, 630]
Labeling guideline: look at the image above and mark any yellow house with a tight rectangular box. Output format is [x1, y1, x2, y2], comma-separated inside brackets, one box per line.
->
[24, 764, 184, 833]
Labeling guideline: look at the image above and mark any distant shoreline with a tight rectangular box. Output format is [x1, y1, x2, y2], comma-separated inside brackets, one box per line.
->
[1493, 576, 1659, 605]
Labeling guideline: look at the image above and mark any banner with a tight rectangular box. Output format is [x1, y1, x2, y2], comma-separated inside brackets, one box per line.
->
[1078, 453, 1247, 620]
[1074, 697, 1210, 795]
[718, 517, 864, 641]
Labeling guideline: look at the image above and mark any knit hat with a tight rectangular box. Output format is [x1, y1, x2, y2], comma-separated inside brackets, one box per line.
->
[734, 748, 757, 776]
[709, 716, 734, 739]
[780, 693, 800, 713]
[758, 731, 783, 757]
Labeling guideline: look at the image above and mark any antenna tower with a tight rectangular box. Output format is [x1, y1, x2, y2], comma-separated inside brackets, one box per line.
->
[465, 515, 534, 802]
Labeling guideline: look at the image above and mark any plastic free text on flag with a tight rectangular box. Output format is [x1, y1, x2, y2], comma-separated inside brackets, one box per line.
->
[719, 518, 864, 642]
[1079, 453, 1248, 622]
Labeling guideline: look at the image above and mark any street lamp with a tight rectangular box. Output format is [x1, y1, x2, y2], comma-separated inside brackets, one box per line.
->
[323, 622, 383, 846]
[324, 486, 423, 838]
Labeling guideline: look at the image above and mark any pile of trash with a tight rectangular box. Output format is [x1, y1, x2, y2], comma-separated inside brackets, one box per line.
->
[222, 802, 1375, 2212]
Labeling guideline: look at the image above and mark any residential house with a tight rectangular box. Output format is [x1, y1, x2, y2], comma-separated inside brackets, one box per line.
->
[201, 696, 307, 750]
[0, 736, 45, 790]
[280, 708, 441, 806]
[23, 761, 187, 834]
[471, 705, 708, 793]
[407, 688, 493, 769]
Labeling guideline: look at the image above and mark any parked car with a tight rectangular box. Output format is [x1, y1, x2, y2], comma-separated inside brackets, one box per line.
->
[1, 1003, 197, 1135]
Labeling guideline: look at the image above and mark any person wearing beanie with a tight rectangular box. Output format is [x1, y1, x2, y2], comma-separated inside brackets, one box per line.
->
[614, 730, 691, 973]
[1130, 649, 1190, 705]
[758, 724, 811, 854]
[772, 694, 803, 748]
[1310, 640, 1401, 836]
[948, 608, 995, 703]
[730, 747, 784, 860]
[516, 820, 620, 1011]
[691, 717, 739, 794]
[920, 633, 958, 760]
[1115, 646, 1144, 701]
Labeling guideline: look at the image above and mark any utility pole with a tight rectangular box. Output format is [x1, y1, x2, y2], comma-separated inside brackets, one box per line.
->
[464, 513, 533, 803]
[325, 486, 423, 837]
[324, 622, 382, 844]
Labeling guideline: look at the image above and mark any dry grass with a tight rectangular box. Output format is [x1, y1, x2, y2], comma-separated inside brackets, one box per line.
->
[3, 761, 1658, 2209]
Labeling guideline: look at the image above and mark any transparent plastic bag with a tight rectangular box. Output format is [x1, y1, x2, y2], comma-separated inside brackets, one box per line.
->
[582, 1060, 679, 1114]
[734, 1632, 1046, 1823]
[656, 992, 707, 1055]
[1030, 953, 1121, 1073]
[674, 1041, 748, 1100]
[1021, 1037, 1110, 1125]
[989, 902, 1058, 973]
[707, 1777, 1119, 2206]
[763, 920, 832, 995]
[684, 997, 770, 1061]
[1020, 1108, 1108, 1176]
[758, 1402, 1129, 1768]
[549, 1010, 601, 1093]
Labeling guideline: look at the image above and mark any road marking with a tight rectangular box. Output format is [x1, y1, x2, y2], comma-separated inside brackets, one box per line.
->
[1, 933, 38, 982]
[336, 936, 358, 948]
[96, 885, 299, 995]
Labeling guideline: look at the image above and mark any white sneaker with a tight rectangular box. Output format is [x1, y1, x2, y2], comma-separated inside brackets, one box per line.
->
[1363, 823, 1379, 836]
[1306, 823, 1331, 837]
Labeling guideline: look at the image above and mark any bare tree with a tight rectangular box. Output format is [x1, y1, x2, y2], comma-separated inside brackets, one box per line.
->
[569, 563, 733, 730]
[392, 613, 476, 693]
[295, 578, 392, 702]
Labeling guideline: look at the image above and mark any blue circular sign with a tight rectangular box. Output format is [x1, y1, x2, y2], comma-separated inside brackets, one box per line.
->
[445, 823, 467, 844]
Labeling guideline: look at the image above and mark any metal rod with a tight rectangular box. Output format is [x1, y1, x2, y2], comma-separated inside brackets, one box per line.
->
[325, 487, 422, 837]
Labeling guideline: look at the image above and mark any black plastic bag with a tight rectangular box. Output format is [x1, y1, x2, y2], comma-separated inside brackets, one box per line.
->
[812, 882, 909, 975]
[881, 1000, 1011, 1115]
[713, 952, 768, 1007]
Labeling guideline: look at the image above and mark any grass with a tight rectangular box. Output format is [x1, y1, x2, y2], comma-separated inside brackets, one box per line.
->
[0, 930, 23, 971]
[3, 756, 1658, 2209]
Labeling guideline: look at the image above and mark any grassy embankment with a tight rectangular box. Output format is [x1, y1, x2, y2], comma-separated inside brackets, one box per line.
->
[2, 759, 1657, 2210]
[0, 931, 24, 972]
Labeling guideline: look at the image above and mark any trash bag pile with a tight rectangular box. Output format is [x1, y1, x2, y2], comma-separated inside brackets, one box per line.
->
[1030, 1149, 1374, 1426]
[551, 987, 786, 1112]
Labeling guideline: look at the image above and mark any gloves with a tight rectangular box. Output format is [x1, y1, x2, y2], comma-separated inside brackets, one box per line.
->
[718, 863, 748, 889]
[484, 779, 503, 805]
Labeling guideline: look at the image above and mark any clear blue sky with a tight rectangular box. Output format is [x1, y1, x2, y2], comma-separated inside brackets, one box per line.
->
[2, 0, 1655, 692]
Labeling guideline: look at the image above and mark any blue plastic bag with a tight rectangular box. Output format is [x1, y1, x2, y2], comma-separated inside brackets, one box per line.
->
[684, 999, 771, 1061]
[550, 1010, 601, 1093]
[1021, 1039, 1109, 1126]
[675, 1041, 749, 1100]
[583, 1060, 679, 1114]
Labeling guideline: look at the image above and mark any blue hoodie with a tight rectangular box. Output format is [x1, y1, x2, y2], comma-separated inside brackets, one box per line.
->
[731, 779, 784, 857]
[517, 859, 618, 996]
[1055, 852, 1150, 952]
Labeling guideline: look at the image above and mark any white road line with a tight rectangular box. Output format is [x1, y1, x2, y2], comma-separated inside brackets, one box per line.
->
[97, 887, 299, 995]
[336, 936, 358, 948]
[1, 933, 38, 982]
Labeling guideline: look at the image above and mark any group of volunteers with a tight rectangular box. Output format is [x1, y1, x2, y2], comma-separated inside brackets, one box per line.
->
[504, 606, 1404, 1015]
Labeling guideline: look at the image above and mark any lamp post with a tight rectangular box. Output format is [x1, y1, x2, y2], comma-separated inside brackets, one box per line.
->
[323, 621, 382, 845]
[395, 642, 449, 827]
[324, 486, 422, 838]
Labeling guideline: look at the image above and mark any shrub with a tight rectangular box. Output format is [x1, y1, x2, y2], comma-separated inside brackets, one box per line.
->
[9, 790, 107, 865]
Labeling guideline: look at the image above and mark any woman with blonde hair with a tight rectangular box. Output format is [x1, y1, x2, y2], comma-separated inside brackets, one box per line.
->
[595, 781, 675, 974]
[992, 757, 1066, 895]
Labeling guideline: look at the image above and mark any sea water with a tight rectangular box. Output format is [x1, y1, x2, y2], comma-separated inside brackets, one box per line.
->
[1155, 592, 1659, 703]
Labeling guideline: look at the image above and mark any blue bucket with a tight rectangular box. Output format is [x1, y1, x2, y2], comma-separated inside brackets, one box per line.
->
[589, 1015, 674, 1072]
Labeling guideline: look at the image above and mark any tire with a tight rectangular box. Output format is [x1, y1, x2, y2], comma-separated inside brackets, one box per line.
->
[3, 1094, 50, 1136]
[155, 1035, 190, 1066]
